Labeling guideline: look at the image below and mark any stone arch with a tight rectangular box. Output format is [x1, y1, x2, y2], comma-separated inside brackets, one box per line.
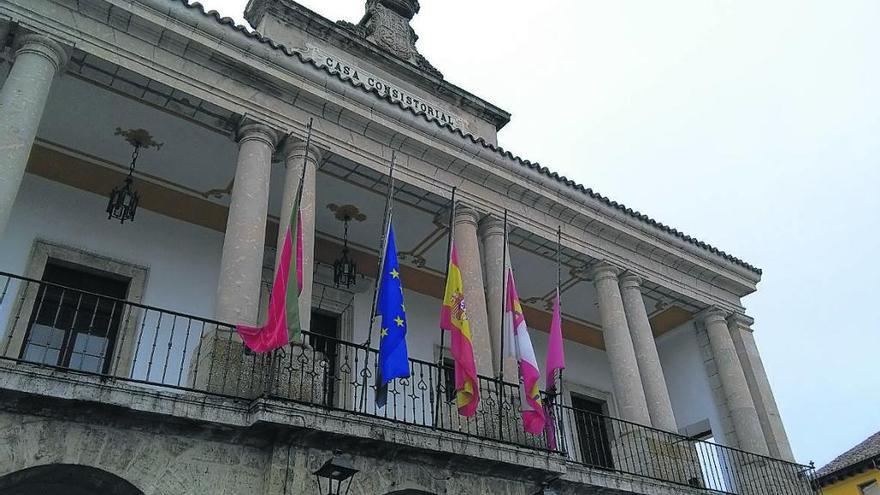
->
[0, 464, 145, 495]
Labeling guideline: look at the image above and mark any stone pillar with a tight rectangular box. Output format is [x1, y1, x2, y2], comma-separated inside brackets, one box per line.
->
[619, 272, 678, 432]
[0, 33, 68, 237]
[215, 119, 280, 326]
[701, 308, 769, 455]
[590, 262, 651, 425]
[729, 313, 795, 461]
[276, 136, 320, 333]
[453, 204, 493, 377]
[477, 214, 508, 379]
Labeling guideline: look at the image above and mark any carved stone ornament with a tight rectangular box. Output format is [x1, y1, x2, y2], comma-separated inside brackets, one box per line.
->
[327, 204, 367, 222]
[114, 127, 163, 150]
[338, 0, 443, 79]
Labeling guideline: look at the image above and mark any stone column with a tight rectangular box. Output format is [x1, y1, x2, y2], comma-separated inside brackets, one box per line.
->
[590, 262, 651, 425]
[619, 272, 678, 432]
[702, 308, 769, 455]
[0, 33, 68, 237]
[214, 119, 280, 326]
[276, 136, 320, 333]
[477, 214, 508, 379]
[453, 204, 493, 377]
[729, 313, 795, 461]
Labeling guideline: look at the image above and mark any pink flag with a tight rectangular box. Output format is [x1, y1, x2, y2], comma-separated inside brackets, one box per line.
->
[235, 203, 304, 353]
[545, 289, 565, 391]
[503, 266, 546, 434]
[543, 289, 565, 449]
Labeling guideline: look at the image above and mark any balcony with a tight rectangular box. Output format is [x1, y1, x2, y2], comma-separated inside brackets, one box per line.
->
[0, 271, 815, 494]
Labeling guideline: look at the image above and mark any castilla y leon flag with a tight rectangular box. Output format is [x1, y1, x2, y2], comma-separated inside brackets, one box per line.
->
[503, 264, 546, 434]
[235, 194, 304, 353]
[440, 244, 480, 417]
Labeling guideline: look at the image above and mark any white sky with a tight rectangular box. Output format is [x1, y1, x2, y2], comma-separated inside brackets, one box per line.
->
[199, 0, 880, 467]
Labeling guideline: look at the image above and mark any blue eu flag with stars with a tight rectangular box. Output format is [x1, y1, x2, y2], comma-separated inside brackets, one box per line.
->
[376, 222, 410, 407]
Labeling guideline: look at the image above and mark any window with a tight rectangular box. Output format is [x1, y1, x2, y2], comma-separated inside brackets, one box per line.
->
[861, 480, 880, 495]
[20, 261, 129, 374]
[570, 394, 614, 469]
[310, 310, 340, 406]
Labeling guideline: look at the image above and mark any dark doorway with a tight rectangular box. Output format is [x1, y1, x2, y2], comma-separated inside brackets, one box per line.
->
[20, 261, 130, 374]
[0, 464, 144, 495]
[571, 394, 614, 469]
[310, 310, 340, 406]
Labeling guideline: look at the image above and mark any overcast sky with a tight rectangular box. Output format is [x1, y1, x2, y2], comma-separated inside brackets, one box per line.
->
[199, 0, 879, 467]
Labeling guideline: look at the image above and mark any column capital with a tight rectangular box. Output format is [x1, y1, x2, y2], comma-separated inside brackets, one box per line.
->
[477, 213, 505, 238]
[236, 117, 282, 149]
[12, 32, 70, 72]
[453, 203, 482, 228]
[279, 134, 322, 165]
[699, 306, 730, 326]
[618, 271, 643, 290]
[728, 312, 755, 331]
[589, 260, 621, 283]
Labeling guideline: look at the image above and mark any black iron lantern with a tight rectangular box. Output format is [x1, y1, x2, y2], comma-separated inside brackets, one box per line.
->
[108, 128, 161, 224]
[333, 215, 357, 288]
[329, 203, 365, 288]
[313, 451, 358, 495]
[107, 167, 139, 223]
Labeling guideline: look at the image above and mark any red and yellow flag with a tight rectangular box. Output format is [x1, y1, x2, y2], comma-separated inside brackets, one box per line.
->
[440, 244, 480, 416]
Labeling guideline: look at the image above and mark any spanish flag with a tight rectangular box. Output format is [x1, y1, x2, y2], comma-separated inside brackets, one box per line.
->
[440, 244, 480, 416]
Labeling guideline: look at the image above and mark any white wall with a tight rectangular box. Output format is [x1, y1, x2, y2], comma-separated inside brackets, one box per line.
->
[657, 321, 729, 443]
[0, 175, 224, 318]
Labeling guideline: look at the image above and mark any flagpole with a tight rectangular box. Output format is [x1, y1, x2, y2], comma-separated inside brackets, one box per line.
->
[554, 225, 568, 453]
[433, 186, 456, 429]
[497, 209, 508, 440]
[360, 152, 396, 412]
[555, 225, 563, 395]
[365, 152, 396, 347]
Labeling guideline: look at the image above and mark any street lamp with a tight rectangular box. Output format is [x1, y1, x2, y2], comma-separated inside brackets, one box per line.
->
[313, 450, 358, 495]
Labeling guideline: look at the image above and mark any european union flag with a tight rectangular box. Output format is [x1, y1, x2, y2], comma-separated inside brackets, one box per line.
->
[375, 223, 410, 407]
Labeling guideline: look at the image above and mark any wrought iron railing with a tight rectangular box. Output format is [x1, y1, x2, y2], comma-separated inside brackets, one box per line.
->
[0, 271, 815, 494]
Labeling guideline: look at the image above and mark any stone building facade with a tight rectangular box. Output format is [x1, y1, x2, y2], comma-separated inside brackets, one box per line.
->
[0, 0, 813, 493]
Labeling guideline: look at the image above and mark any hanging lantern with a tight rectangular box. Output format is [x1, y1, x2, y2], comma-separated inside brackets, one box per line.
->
[328, 204, 366, 289]
[106, 175, 139, 224]
[108, 128, 162, 224]
[333, 215, 358, 288]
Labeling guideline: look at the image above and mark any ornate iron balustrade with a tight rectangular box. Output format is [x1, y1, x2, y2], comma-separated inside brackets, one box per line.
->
[0, 271, 815, 494]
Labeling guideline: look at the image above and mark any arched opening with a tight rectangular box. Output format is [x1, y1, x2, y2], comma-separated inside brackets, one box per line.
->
[0, 464, 144, 495]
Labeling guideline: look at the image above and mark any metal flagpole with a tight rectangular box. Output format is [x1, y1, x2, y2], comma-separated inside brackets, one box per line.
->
[496, 210, 508, 440]
[365, 152, 396, 346]
[265, 118, 313, 398]
[554, 225, 568, 453]
[359, 152, 396, 412]
[433, 186, 456, 429]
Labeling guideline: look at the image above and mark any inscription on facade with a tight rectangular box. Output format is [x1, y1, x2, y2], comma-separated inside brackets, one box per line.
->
[306, 46, 468, 132]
